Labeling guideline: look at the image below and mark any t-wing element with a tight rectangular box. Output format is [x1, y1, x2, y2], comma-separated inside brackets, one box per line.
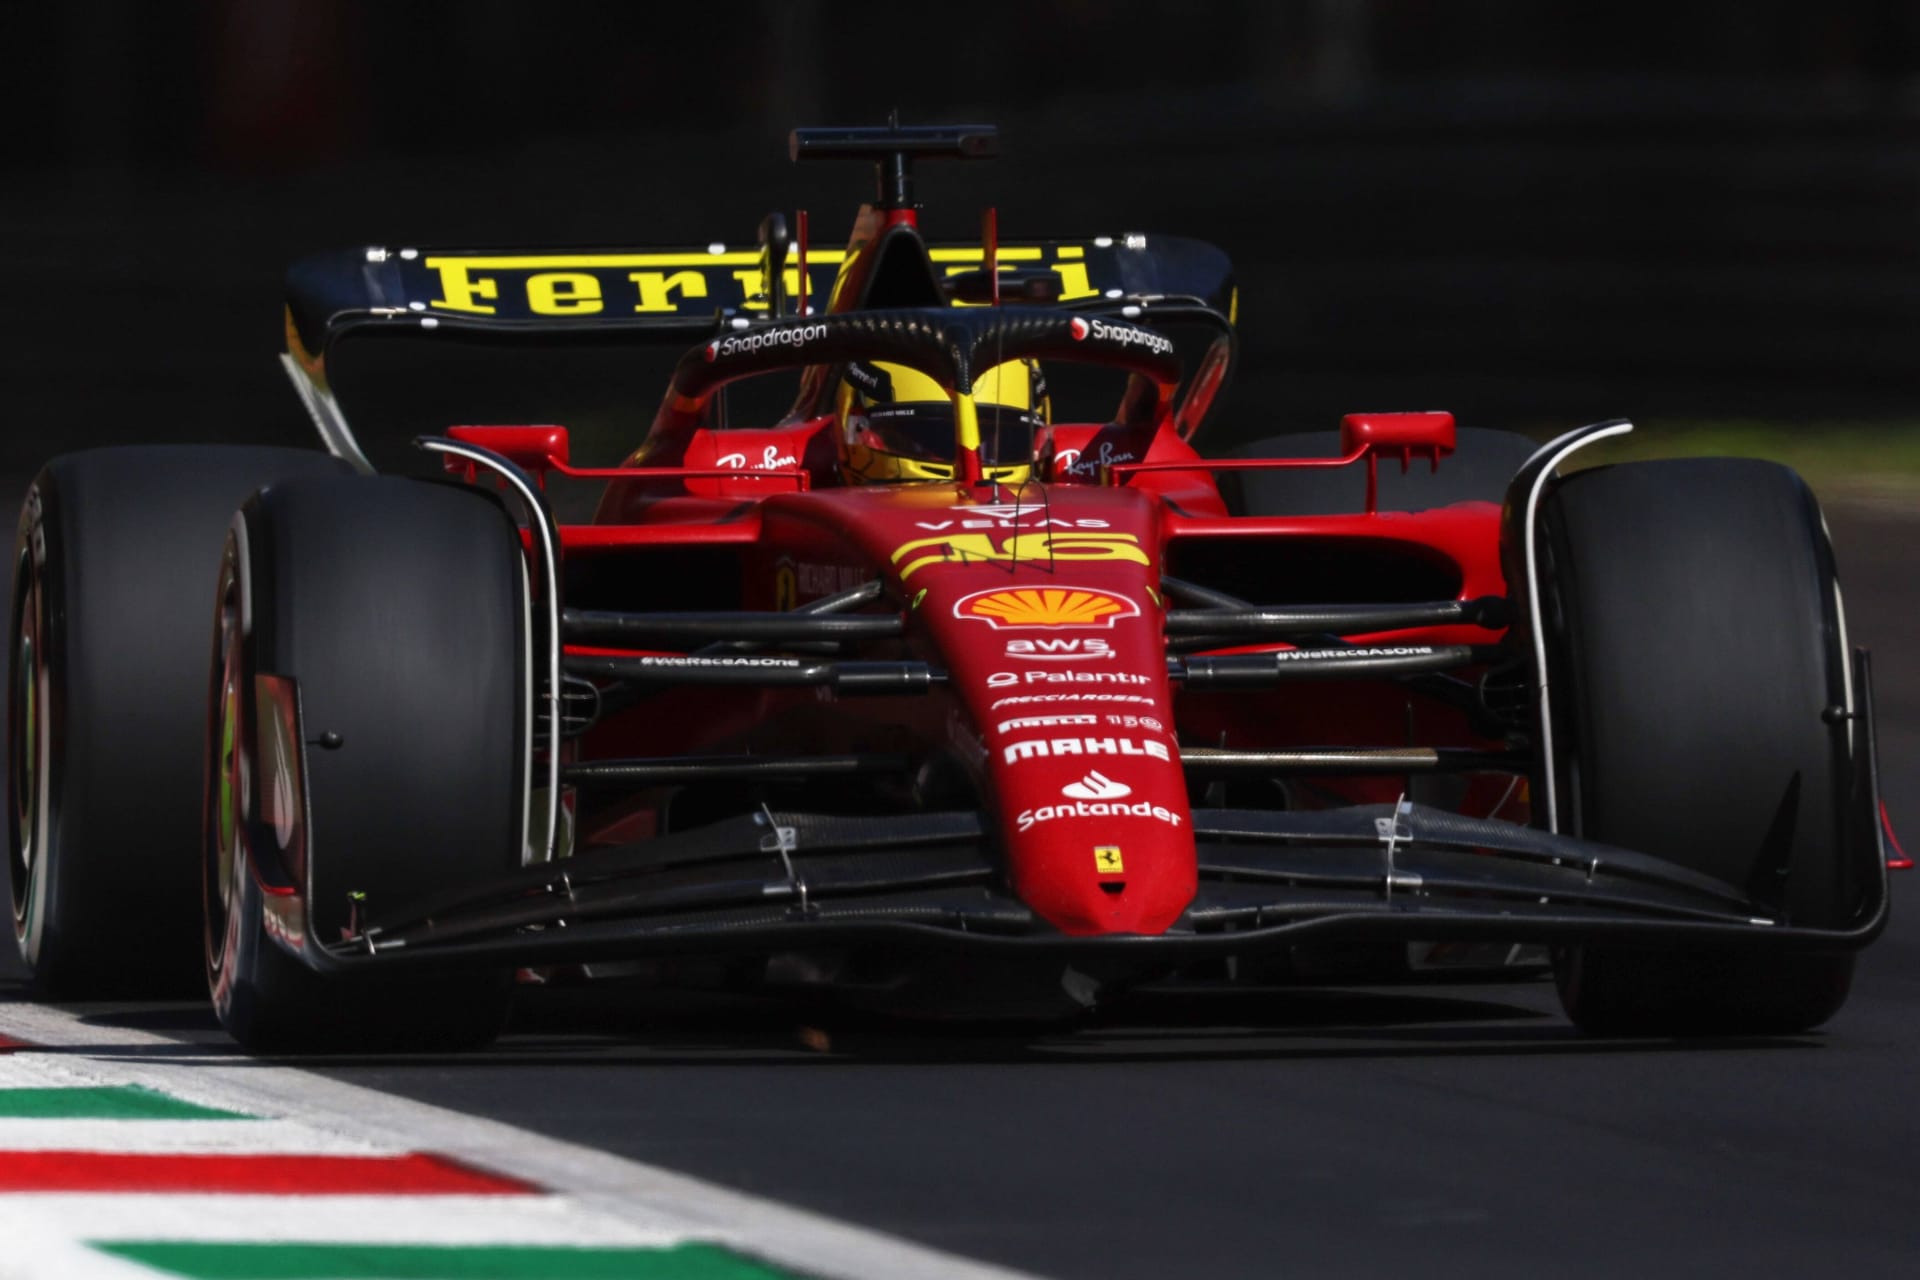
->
[790, 122, 999, 210]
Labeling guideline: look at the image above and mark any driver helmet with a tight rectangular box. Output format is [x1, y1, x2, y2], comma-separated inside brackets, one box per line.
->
[837, 358, 1049, 484]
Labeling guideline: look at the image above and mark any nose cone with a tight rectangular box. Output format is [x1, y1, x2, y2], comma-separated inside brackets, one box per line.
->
[923, 575, 1196, 935]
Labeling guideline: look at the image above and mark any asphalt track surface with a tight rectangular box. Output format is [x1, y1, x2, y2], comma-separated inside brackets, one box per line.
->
[3, 502, 1916, 1279]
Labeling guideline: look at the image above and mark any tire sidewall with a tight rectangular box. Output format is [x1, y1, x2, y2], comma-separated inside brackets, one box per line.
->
[1539, 459, 1863, 1034]
[1541, 459, 1852, 923]
[8, 447, 359, 997]
[205, 476, 524, 1052]
[9, 474, 60, 976]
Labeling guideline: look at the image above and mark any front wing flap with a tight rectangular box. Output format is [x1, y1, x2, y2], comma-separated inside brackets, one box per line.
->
[303, 795, 1887, 975]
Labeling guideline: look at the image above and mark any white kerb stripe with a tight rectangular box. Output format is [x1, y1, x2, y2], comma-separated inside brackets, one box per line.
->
[0, 1002, 1042, 1280]
[0, 1194, 692, 1246]
[0, 1118, 386, 1155]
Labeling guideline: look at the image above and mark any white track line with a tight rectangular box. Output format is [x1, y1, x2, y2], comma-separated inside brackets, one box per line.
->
[0, 1001, 1041, 1280]
[0, 1118, 383, 1154]
[0, 1231, 159, 1280]
[0, 1194, 691, 1244]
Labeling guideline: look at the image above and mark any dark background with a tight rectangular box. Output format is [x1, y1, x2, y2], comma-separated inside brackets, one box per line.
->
[3, 0, 1919, 471]
[6, 11, 1920, 1277]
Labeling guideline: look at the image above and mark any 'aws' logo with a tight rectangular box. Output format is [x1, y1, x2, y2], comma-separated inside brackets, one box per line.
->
[890, 532, 1149, 580]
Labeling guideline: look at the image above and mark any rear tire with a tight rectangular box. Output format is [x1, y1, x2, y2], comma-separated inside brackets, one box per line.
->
[206, 476, 525, 1052]
[8, 446, 352, 997]
[1538, 459, 1862, 1035]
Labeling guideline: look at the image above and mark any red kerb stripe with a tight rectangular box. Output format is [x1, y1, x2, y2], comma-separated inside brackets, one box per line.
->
[0, 1151, 537, 1194]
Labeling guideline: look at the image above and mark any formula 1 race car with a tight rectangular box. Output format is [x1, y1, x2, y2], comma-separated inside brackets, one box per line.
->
[9, 123, 1896, 1050]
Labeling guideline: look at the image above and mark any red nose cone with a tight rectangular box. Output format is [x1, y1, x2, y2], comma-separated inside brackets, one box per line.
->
[900, 490, 1195, 936]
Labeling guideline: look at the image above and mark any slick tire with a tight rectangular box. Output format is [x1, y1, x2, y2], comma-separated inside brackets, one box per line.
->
[9, 446, 354, 998]
[206, 476, 524, 1053]
[1224, 428, 1540, 516]
[1538, 459, 1860, 1036]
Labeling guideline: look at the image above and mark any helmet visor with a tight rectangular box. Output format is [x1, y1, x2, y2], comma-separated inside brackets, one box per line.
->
[856, 400, 1040, 466]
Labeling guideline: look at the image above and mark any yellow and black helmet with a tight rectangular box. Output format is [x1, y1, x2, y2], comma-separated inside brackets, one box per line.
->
[837, 359, 1049, 484]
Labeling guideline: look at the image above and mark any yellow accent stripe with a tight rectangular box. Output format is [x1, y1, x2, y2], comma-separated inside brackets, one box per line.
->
[423, 252, 849, 269]
[423, 243, 1074, 271]
[927, 248, 1045, 262]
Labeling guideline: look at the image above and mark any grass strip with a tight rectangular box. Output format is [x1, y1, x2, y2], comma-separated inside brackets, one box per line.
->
[1548, 419, 1920, 504]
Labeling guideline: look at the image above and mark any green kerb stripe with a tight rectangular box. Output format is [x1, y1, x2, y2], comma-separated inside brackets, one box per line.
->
[0, 1086, 251, 1120]
[94, 1242, 808, 1279]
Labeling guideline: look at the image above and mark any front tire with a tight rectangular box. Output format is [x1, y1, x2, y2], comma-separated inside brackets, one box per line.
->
[206, 476, 525, 1052]
[1538, 459, 1863, 1035]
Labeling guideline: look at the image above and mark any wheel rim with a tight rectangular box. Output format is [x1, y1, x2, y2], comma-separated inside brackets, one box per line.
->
[9, 551, 45, 943]
[205, 556, 248, 982]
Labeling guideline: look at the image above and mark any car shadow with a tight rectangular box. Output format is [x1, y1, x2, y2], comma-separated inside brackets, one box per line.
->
[38, 978, 1832, 1070]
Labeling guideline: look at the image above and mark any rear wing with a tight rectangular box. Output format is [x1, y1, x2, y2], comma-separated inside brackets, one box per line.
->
[282, 235, 1234, 471]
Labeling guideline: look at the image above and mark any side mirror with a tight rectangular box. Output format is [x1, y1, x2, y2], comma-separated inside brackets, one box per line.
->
[1339, 412, 1455, 467]
[445, 425, 570, 479]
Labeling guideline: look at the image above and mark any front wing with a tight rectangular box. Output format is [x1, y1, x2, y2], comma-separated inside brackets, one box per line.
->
[296, 654, 1890, 975]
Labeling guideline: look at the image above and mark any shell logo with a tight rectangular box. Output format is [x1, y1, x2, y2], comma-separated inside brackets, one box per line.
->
[954, 586, 1141, 630]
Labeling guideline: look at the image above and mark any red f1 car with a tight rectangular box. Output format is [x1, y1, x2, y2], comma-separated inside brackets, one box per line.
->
[9, 124, 1893, 1050]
